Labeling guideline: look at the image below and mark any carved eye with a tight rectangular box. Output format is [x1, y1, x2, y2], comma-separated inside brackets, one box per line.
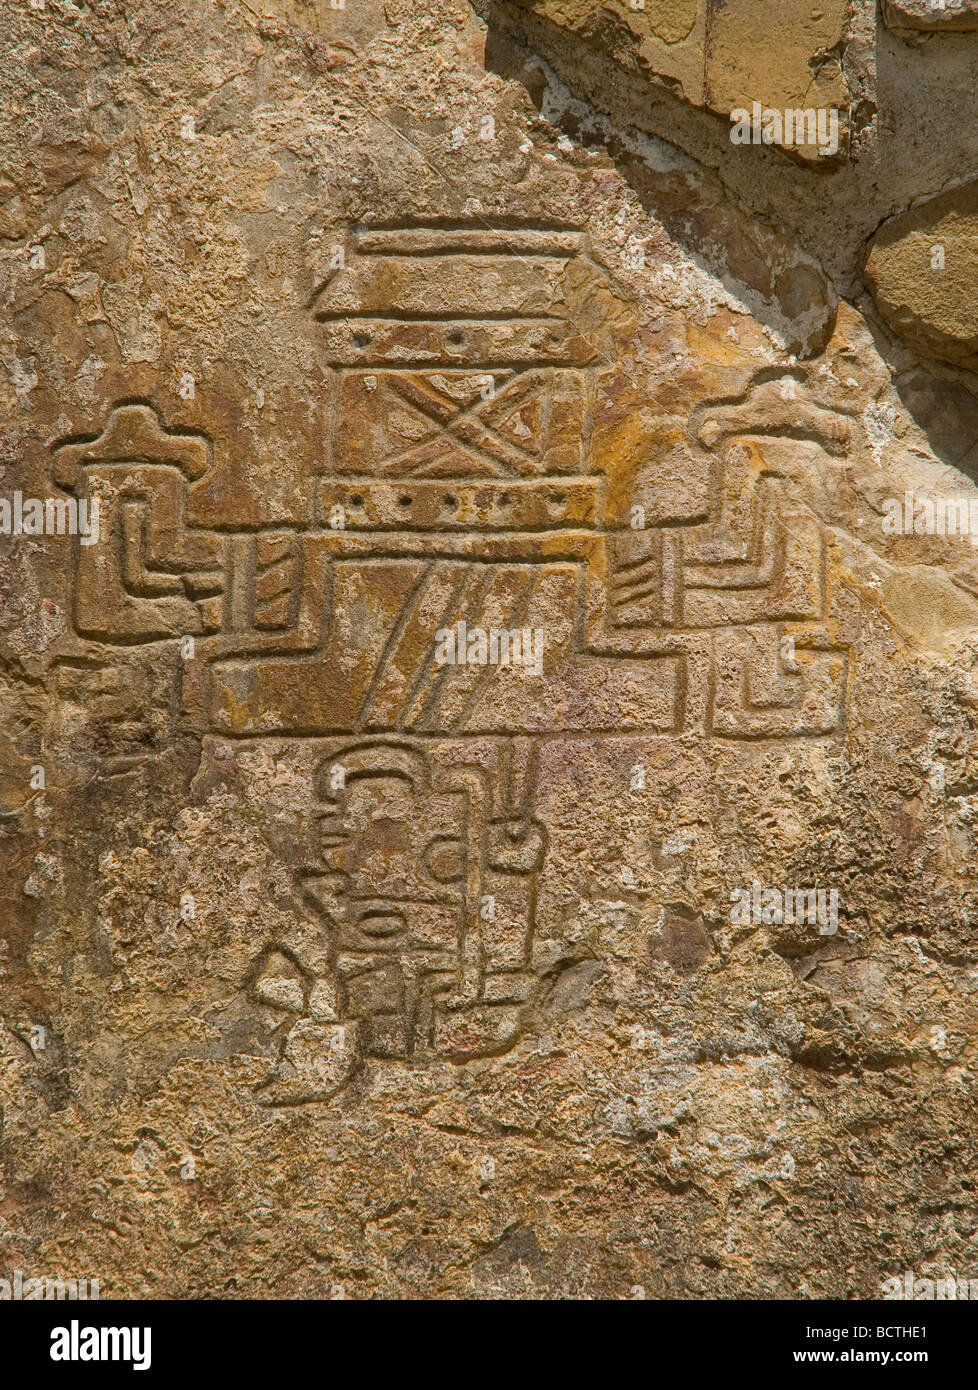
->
[357, 910, 405, 939]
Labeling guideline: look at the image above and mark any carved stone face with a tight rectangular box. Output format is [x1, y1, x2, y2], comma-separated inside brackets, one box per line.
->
[318, 770, 468, 952]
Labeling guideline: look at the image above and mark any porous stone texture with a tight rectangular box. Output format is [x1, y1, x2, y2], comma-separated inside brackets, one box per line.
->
[885, 0, 978, 34]
[4, 0, 978, 1302]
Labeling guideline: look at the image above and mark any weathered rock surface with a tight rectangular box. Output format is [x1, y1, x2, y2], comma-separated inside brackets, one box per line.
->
[491, 0, 852, 163]
[885, 0, 978, 33]
[3, 0, 978, 1303]
[865, 180, 978, 372]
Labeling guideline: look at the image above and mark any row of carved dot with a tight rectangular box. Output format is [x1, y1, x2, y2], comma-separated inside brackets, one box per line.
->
[344, 491, 570, 511]
[352, 332, 511, 349]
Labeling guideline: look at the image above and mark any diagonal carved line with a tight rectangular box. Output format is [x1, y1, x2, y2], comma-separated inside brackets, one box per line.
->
[396, 564, 480, 730]
[442, 373, 547, 471]
[382, 434, 511, 479]
[354, 560, 434, 730]
[613, 552, 660, 576]
[447, 568, 538, 734]
[613, 579, 660, 609]
[613, 559, 661, 594]
[388, 373, 468, 424]
[383, 372, 543, 477]
[409, 567, 499, 732]
[382, 375, 515, 476]
[451, 413, 543, 476]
